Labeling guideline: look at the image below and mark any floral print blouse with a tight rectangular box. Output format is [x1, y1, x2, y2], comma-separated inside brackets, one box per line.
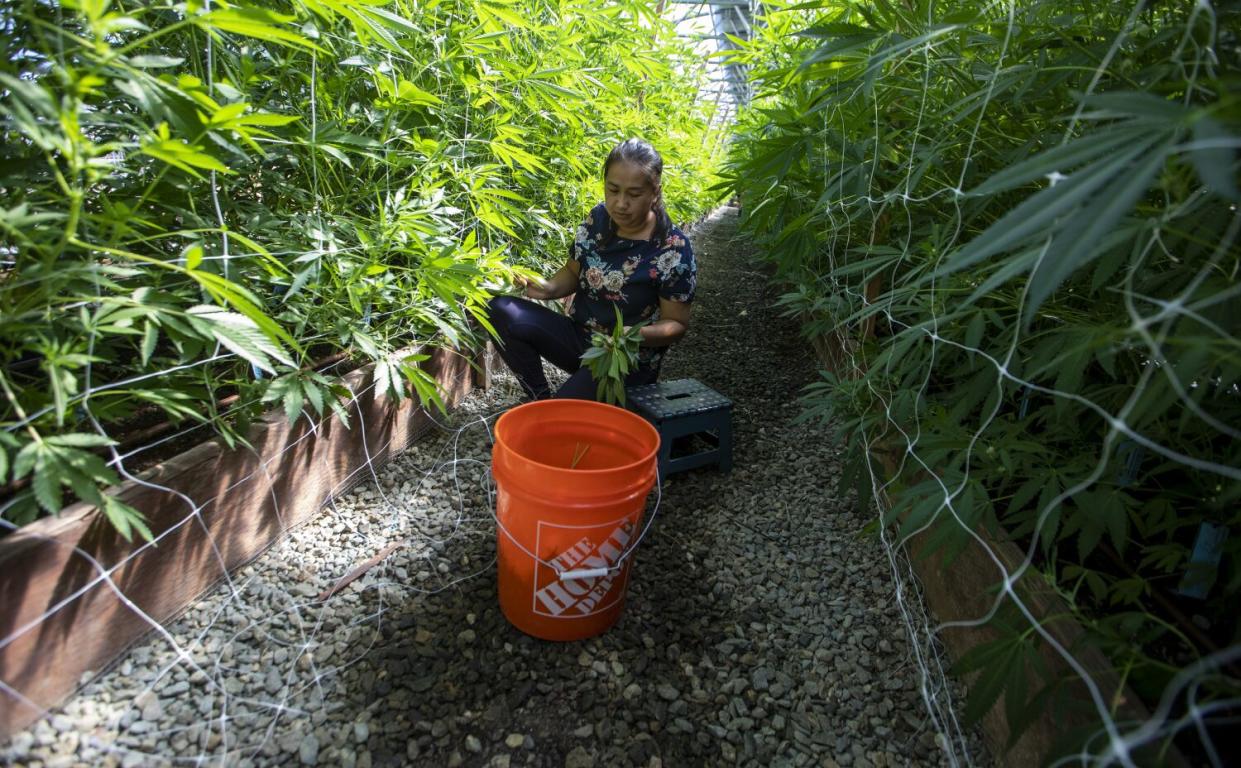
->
[570, 203, 697, 371]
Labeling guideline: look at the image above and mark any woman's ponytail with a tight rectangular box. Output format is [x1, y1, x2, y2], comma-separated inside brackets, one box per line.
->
[651, 191, 672, 242]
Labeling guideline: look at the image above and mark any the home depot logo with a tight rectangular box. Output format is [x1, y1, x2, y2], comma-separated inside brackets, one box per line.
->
[532, 518, 635, 618]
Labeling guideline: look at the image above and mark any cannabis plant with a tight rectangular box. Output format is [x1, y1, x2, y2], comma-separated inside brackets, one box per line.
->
[723, 0, 1240, 761]
[0, 0, 722, 538]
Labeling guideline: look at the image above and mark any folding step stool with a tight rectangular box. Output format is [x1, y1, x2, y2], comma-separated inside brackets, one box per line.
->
[627, 378, 733, 478]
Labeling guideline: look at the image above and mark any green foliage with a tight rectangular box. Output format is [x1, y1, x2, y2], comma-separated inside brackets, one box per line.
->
[580, 305, 644, 406]
[726, 0, 1241, 759]
[949, 606, 1050, 741]
[0, 1, 721, 535]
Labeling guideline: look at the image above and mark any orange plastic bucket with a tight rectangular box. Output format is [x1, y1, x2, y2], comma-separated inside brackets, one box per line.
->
[492, 399, 660, 641]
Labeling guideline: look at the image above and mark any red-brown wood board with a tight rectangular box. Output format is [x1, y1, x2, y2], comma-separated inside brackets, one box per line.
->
[0, 346, 484, 740]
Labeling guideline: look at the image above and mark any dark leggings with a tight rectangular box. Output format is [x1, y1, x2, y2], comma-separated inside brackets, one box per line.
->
[486, 295, 658, 401]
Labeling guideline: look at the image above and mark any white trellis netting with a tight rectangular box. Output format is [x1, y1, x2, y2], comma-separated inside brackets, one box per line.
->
[5, 1, 1236, 767]
[729, 0, 1241, 765]
[3, 398, 565, 766]
[0, 1, 721, 761]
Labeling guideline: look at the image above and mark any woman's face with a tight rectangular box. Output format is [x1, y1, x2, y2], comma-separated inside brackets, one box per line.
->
[604, 160, 660, 231]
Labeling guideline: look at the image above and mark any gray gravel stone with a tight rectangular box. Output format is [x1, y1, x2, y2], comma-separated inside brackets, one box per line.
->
[265, 667, 283, 695]
[752, 667, 771, 691]
[298, 733, 319, 766]
[7, 732, 34, 755]
[565, 746, 594, 768]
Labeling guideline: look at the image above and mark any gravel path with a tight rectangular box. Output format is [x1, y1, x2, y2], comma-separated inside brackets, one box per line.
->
[3, 207, 984, 768]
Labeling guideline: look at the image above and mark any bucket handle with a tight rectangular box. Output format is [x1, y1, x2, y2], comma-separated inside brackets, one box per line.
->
[558, 566, 611, 580]
[488, 466, 664, 583]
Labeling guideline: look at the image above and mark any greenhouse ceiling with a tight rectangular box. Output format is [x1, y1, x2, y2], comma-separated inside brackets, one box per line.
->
[665, 0, 758, 128]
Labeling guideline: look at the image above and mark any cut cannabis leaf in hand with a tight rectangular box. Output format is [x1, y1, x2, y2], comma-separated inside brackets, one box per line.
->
[580, 306, 645, 406]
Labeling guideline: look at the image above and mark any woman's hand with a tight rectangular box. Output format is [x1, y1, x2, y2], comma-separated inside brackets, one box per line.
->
[516, 261, 580, 301]
[633, 300, 690, 347]
[516, 274, 554, 300]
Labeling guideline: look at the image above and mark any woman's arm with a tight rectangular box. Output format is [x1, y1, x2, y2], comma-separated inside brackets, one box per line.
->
[520, 259, 581, 300]
[636, 298, 690, 348]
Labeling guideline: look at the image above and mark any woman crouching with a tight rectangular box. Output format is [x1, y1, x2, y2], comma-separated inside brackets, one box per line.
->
[487, 138, 697, 401]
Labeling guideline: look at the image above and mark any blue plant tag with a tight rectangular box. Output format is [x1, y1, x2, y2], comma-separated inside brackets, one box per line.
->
[1176, 522, 1229, 600]
[1114, 439, 1144, 487]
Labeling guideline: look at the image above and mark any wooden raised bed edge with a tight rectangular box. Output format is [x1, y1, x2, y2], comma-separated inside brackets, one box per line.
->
[807, 323, 1182, 768]
[0, 342, 496, 742]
